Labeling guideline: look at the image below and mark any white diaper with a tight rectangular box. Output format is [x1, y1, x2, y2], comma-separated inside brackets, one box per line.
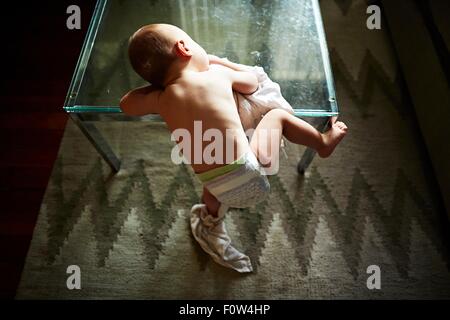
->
[197, 151, 270, 208]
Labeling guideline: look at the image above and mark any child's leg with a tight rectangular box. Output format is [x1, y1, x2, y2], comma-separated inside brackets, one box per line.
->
[202, 187, 220, 217]
[250, 109, 347, 168]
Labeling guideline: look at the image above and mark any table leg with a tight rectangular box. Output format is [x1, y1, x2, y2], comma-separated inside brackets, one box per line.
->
[69, 114, 121, 173]
[297, 117, 330, 174]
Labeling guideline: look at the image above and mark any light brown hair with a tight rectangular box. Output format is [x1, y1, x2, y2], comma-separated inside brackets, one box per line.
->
[128, 25, 177, 87]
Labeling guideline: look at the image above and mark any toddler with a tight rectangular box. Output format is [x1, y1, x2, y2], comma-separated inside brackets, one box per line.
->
[121, 24, 347, 272]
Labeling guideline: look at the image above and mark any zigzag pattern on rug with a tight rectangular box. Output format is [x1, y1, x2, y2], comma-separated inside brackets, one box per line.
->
[44, 155, 449, 279]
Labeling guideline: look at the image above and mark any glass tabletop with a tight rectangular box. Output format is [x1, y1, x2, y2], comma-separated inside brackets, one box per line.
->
[63, 0, 338, 117]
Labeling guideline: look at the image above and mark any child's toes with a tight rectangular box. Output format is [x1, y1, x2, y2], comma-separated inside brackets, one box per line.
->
[336, 122, 348, 131]
[330, 116, 338, 125]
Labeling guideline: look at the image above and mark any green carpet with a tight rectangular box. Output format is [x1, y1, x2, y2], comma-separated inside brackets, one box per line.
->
[17, 0, 450, 299]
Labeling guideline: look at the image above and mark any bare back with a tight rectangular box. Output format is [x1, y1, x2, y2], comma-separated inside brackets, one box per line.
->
[158, 67, 249, 173]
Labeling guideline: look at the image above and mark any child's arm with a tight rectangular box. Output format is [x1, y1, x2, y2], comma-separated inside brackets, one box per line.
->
[120, 85, 162, 116]
[208, 54, 248, 72]
[229, 70, 258, 95]
[209, 55, 258, 95]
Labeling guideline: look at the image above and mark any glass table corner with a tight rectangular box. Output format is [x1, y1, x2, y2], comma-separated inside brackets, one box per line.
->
[63, 0, 339, 173]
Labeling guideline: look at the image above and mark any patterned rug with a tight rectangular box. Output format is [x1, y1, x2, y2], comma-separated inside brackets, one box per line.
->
[17, 0, 450, 299]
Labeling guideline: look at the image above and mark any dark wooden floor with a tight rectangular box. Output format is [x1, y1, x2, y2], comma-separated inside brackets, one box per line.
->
[0, 1, 95, 299]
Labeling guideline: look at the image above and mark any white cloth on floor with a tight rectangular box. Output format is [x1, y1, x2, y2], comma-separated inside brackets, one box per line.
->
[190, 203, 253, 273]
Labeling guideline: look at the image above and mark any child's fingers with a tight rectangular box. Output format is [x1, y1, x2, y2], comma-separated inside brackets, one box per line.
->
[330, 116, 338, 125]
[327, 116, 338, 129]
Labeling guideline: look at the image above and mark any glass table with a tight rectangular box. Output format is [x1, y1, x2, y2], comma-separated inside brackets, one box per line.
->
[64, 0, 338, 173]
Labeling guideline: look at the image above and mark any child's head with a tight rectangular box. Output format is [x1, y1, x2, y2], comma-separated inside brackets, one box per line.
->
[128, 23, 208, 87]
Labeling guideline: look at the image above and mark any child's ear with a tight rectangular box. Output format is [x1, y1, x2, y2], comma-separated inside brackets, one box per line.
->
[175, 40, 192, 58]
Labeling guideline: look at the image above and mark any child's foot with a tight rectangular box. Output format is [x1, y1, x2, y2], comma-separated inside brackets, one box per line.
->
[317, 119, 348, 158]
[202, 187, 220, 217]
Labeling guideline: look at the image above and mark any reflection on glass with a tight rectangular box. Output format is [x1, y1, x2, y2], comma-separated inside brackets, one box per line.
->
[65, 0, 338, 117]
